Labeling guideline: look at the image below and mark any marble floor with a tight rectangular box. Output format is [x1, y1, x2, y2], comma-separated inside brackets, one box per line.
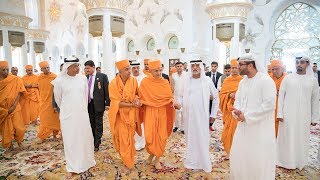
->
[1, 115, 319, 179]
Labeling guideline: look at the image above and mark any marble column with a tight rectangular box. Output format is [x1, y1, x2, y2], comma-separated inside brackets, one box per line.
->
[2, 29, 12, 66]
[102, 31, 114, 78]
[102, 14, 115, 79]
[21, 43, 28, 68]
[116, 36, 126, 61]
[28, 40, 36, 67]
[230, 22, 240, 59]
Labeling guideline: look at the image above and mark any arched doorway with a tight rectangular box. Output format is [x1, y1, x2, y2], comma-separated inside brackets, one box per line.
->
[271, 2, 320, 71]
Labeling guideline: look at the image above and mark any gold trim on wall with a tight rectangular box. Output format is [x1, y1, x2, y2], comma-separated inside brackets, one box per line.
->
[0, 12, 32, 29]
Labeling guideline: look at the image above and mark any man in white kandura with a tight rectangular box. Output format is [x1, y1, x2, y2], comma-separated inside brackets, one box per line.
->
[230, 53, 276, 179]
[131, 61, 146, 150]
[180, 59, 219, 173]
[52, 57, 96, 179]
[277, 56, 319, 170]
[172, 61, 187, 134]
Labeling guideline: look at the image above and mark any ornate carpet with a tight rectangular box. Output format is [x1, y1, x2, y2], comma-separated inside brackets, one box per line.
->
[1, 116, 319, 179]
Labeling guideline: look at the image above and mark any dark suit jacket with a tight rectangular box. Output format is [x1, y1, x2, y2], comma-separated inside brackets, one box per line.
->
[317, 70, 320, 86]
[87, 72, 110, 112]
[162, 73, 170, 83]
[205, 71, 222, 88]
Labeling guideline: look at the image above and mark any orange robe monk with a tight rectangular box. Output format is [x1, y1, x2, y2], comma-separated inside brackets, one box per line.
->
[20, 65, 40, 125]
[37, 61, 60, 141]
[108, 60, 140, 169]
[219, 75, 243, 155]
[138, 60, 175, 161]
[219, 59, 243, 155]
[270, 60, 286, 137]
[0, 61, 26, 148]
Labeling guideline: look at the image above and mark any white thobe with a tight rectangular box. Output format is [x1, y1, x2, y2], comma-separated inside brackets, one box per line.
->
[182, 76, 219, 173]
[133, 73, 146, 150]
[172, 72, 186, 130]
[230, 72, 276, 180]
[52, 74, 96, 173]
[276, 73, 320, 170]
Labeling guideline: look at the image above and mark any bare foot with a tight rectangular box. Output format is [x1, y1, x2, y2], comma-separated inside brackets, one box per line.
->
[36, 138, 44, 144]
[4, 145, 14, 154]
[17, 142, 24, 150]
[154, 158, 162, 170]
[224, 155, 229, 160]
[65, 172, 76, 179]
[146, 154, 154, 165]
[123, 166, 132, 175]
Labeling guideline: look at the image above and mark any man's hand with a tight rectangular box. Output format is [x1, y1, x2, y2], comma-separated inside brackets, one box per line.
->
[232, 108, 241, 116]
[132, 98, 142, 107]
[105, 106, 110, 111]
[232, 108, 244, 122]
[238, 112, 245, 122]
[277, 118, 284, 122]
[210, 117, 215, 123]
[210, 95, 213, 100]
[229, 93, 235, 99]
[173, 102, 181, 110]
[53, 108, 58, 113]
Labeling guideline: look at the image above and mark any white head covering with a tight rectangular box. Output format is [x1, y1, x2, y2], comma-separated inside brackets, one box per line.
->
[59, 57, 80, 77]
[51, 57, 80, 88]
[186, 60, 206, 78]
[296, 56, 313, 76]
[130, 60, 140, 67]
[239, 53, 266, 73]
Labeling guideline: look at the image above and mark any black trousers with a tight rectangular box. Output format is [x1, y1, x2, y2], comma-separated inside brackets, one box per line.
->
[88, 100, 104, 148]
[209, 100, 213, 126]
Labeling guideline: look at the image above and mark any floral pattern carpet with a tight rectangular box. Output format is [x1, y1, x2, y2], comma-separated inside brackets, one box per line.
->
[1, 116, 319, 180]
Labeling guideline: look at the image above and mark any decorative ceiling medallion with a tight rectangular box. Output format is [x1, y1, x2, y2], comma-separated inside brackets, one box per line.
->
[48, 0, 61, 23]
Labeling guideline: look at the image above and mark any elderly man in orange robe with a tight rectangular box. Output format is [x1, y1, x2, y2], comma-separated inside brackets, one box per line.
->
[0, 61, 26, 151]
[20, 65, 40, 125]
[108, 59, 141, 170]
[270, 59, 286, 137]
[37, 61, 60, 143]
[138, 59, 179, 169]
[219, 59, 243, 156]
